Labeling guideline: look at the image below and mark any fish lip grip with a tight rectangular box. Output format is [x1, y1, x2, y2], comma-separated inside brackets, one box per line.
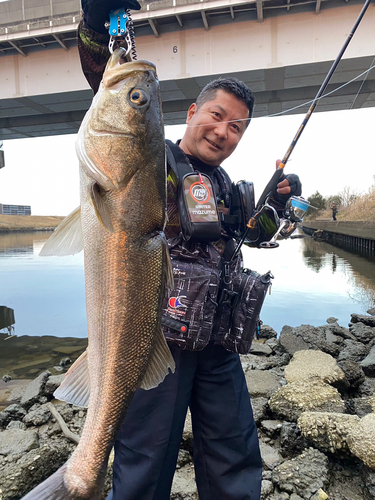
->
[105, 9, 133, 55]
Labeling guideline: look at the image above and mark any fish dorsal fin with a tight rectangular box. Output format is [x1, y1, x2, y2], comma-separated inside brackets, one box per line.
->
[91, 183, 115, 233]
[53, 350, 90, 408]
[39, 207, 84, 256]
[139, 328, 176, 390]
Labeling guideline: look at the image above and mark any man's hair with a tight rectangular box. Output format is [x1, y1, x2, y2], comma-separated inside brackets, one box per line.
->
[195, 77, 254, 127]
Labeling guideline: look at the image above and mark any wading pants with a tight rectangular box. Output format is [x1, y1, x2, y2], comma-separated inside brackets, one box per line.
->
[106, 341, 262, 500]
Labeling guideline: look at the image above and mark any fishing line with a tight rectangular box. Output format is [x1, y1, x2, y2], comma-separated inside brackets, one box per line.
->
[350, 56, 375, 110]
[186, 63, 375, 130]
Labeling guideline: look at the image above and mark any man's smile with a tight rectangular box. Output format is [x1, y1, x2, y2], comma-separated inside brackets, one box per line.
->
[205, 138, 222, 150]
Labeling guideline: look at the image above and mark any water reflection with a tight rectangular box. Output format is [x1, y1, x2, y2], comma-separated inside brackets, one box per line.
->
[0, 231, 86, 339]
[242, 231, 375, 333]
[302, 237, 375, 307]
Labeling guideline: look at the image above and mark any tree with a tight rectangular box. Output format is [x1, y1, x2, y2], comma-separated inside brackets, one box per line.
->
[305, 191, 326, 217]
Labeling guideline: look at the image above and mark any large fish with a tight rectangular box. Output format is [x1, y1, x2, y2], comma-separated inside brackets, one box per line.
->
[23, 48, 175, 499]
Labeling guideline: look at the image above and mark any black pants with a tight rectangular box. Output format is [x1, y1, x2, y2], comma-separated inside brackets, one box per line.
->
[107, 342, 262, 500]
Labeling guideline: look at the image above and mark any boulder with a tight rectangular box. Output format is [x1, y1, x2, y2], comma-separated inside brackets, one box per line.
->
[271, 448, 329, 499]
[284, 350, 345, 386]
[347, 413, 375, 470]
[297, 411, 360, 456]
[245, 370, 281, 398]
[269, 378, 345, 421]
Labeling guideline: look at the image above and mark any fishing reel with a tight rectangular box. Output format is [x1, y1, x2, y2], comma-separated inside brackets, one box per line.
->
[106, 9, 137, 58]
[259, 196, 310, 249]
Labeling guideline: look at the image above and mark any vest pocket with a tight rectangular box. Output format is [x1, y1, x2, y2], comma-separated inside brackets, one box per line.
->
[213, 269, 273, 354]
[161, 260, 220, 350]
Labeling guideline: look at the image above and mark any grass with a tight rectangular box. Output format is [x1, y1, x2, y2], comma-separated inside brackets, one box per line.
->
[308, 187, 375, 222]
[0, 214, 64, 231]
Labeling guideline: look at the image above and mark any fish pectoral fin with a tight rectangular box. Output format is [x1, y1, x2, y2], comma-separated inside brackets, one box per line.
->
[162, 233, 174, 289]
[53, 350, 90, 408]
[39, 207, 84, 256]
[91, 183, 115, 233]
[139, 328, 176, 390]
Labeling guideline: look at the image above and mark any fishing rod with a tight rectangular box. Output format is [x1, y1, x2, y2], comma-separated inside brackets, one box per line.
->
[231, 0, 372, 258]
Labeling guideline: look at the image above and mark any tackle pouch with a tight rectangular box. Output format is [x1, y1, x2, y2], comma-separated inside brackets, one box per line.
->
[178, 172, 222, 242]
[213, 267, 273, 354]
[161, 259, 220, 350]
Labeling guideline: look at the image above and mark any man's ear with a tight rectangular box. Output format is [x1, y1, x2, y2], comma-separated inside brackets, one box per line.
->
[186, 103, 197, 124]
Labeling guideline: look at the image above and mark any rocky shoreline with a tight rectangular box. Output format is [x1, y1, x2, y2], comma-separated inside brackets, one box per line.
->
[1, 310, 375, 500]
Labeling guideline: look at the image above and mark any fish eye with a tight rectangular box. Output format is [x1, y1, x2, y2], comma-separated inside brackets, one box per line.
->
[128, 88, 149, 107]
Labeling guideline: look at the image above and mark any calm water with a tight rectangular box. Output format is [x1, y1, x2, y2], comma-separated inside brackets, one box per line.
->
[1, 230, 375, 339]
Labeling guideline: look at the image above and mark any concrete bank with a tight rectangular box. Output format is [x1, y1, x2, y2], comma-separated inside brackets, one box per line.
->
[302, 220, 375, 255]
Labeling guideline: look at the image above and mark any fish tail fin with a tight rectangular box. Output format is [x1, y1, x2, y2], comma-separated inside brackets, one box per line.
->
[21, 463, 70, 500]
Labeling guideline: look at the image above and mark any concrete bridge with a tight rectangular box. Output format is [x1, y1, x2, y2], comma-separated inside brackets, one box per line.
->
[0, 0, 375, 139]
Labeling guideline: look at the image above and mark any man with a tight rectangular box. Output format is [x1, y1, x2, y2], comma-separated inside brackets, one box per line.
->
[331, 203, 338, 221]
[77, 2, 302, 499]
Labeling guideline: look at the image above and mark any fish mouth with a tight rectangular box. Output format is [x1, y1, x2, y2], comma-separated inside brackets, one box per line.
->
[103, 48, 157, 89]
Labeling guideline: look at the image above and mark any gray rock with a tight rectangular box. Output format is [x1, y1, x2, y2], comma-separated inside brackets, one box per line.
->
[0, 404, 27, 428]
[0, 443, 72, 499]
[0, 429, 39, 456]
[350, 396, 375, 418]
[357, 377, 375, 397]
[260, 325, 278, 339]
[261, 420, 283, 438]
[337, 360, 365, 389]
[326, 317, 339, 324]
[360, 345, 375, 376]
[250, 342, 273, 356]
[351, 314, 375, 328]
[170, 464, 198, 500]
[349, 323, 375, 343]
[337, 339, 368, 363]
[269, 379, 345, 421]
[44, 374, 65, 396]
[259, 441, 283, 470]
[251, 397, 269, 424]
[280, 422, 309, 457]
[245, 369, 281, 398]
[367, 307, 375, 316]
[6, 420, 27, 431]
[20, 371, 51, 409]
[284, 350, 346, 386]
[261, 479, 273, 498]
[23, 404, 51, 427]
[272, 448, 329, 499]
[279, 326, 310, 355]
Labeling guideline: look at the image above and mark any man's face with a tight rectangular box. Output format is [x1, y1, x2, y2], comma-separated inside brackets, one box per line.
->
[179, 89, 249, 167]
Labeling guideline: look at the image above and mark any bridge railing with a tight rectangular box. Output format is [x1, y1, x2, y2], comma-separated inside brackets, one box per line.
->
[0, 0, 213, 34]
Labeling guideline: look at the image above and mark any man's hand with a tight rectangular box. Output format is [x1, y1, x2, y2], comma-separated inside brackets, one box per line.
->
[82, 0, 141, 34]
[274, 159, 302, 204]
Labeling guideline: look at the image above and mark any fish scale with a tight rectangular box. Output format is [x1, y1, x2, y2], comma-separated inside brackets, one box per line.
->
[22, 49, 175, 500]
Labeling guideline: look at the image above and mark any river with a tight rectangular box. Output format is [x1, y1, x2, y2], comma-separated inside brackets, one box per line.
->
[0, 230, 375, 384]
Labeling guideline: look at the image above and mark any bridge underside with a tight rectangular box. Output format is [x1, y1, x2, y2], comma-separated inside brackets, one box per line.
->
[1, 0, 374, 139]
[1, 54, 374, 140]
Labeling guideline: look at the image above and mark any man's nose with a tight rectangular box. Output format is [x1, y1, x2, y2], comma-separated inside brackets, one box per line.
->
[214, 122, 228, 139]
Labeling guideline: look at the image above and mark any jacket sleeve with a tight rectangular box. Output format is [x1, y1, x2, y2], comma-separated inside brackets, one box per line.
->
[77, 19, 111, 94]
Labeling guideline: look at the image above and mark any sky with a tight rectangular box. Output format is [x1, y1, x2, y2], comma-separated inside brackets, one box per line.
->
[0, 106, 374, 216]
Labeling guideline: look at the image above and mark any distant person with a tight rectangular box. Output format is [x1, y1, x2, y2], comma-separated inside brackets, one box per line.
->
[331, 203, 338, 221]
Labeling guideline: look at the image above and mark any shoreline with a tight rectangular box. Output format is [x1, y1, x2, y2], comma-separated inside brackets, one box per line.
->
[0, 214, 64, 232]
